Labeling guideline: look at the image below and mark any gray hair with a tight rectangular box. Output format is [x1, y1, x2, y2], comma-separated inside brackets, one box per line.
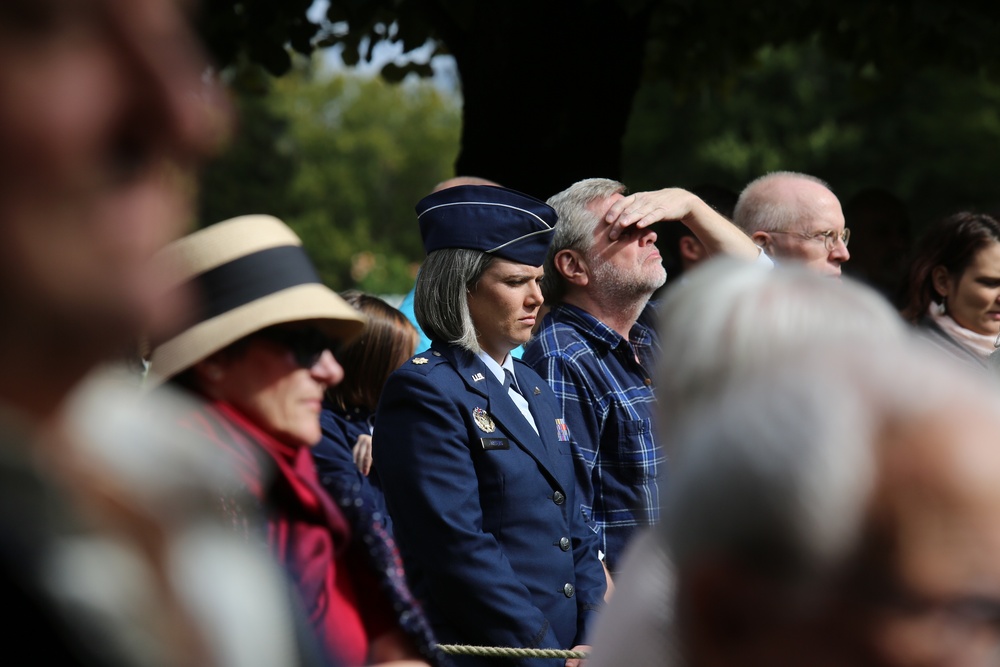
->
[655, 257, 905, 443]
[733, 171, 831, 234]
[543, 178, 627, 304]
[664, 335, 1000, 581]
[664, 355, 876, 578]
[414, 248, 494, 354]
[657, 259, 904, 576]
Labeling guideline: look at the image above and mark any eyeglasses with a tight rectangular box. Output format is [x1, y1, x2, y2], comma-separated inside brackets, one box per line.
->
[770, 228, 850, 252]
[252, 326, 339, 369]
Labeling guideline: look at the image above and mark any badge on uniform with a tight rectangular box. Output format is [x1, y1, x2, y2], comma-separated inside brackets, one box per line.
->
[473, 407, 496, 433]
[412, 357, 428, 365]
[555, 418, 571, 442]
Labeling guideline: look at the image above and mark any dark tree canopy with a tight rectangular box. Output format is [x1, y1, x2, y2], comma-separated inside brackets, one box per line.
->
[197, 0, 1000, 199]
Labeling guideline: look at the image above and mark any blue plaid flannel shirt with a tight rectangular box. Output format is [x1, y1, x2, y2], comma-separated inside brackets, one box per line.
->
[523, 303, 664, 573]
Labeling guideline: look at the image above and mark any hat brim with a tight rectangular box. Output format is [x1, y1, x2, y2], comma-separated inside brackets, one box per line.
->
[146, 283, 365, 387]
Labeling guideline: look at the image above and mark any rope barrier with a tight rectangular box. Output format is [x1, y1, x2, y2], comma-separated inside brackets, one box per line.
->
[436, 644, 589, 660]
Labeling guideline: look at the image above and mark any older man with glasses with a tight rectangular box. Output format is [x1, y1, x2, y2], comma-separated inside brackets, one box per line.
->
[733, 171, 851, 277]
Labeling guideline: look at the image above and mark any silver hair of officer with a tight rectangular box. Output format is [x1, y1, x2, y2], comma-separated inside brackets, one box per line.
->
[414, 248, 494, 354]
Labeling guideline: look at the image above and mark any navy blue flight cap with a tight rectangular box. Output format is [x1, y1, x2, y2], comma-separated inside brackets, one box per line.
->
[416, 185, 557, 267]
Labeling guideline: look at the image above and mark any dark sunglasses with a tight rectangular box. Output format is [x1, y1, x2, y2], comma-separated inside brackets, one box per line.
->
[253, 326, 339, 369]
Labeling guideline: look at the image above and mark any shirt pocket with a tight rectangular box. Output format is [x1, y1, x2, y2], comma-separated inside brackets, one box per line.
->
[614, 417, 657, 483]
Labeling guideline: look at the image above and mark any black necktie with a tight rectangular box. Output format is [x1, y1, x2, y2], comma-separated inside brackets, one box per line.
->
[504, 369, 524, 398]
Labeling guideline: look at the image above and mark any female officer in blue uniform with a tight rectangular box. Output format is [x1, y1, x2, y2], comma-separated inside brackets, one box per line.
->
[373, 185, 606, 667]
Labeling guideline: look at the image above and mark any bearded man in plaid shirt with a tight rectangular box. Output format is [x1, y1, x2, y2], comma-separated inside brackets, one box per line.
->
[523, 178, 768, 574]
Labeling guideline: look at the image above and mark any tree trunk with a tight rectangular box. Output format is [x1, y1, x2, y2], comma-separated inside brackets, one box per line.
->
[443, 1, 652, 200]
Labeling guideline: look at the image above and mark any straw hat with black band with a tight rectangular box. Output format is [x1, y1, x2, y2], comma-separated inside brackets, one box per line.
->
[146, 215, 366, 386]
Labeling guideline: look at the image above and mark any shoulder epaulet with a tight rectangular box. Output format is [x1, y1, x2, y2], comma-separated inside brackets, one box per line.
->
[404, 350, 446, 375]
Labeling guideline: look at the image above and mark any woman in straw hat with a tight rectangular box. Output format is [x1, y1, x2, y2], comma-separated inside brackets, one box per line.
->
[372, 186, 607, 667]
[147, 215, 445, 667]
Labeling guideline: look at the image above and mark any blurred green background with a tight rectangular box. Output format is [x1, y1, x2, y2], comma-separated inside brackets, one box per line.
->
[196, 3, 1000, 295]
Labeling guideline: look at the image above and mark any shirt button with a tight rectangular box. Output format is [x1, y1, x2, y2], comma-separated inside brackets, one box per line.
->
[644, 378, 652, 386]
[563, 583, 575, 598]
[553, 491, 565, 505]
[559, 537, 571, 551]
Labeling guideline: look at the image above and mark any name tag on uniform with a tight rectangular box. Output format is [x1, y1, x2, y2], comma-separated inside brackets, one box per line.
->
[480, 437, 510, 451]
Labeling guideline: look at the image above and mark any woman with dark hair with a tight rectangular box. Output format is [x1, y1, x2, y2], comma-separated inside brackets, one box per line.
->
[315, 291, 418, 532]
[901, 211, 1000, 368]
[147, 215, 445, 667]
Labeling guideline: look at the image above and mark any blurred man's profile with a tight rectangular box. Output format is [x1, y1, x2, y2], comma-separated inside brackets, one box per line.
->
[0, 2, 315, 666]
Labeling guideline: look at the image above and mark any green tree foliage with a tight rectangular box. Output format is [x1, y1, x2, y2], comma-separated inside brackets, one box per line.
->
[198, 66, 461, 294]
[623, 38, 1000, 227]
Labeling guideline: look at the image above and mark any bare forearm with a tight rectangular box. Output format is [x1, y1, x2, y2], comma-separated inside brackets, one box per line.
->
[681, 196, 759, 260]
[604, 188, 759, 260]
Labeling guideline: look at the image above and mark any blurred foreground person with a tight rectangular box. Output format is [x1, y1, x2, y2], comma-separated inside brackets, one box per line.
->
[148, 216, 443, 667]
[0, 0, 277, 665]
[654, 259, 906, 436]
[901, 211, 1000, 370]
[316, 291, 419, 535]
[374, 185, 606, 667]
[589, 264, 1000, 667]
[587, 259, 906, 667]
[661, 342, 1000, 667]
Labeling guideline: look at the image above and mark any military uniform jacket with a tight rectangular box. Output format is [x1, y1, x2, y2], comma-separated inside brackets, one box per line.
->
[373, 342, 606, 667]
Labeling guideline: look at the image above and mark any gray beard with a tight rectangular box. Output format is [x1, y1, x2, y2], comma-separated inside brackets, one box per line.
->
[592, 257, 667, 306]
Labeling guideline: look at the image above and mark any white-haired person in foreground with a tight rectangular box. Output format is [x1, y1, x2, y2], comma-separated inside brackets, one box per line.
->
[588, 260, 1000, 667]
[652, 258, 906, 437]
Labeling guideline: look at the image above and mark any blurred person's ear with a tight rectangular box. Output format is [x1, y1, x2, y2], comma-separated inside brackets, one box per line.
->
[752, 231, 774, 255]
[554, 249, 590, 287]
[679, 236, 707, 265]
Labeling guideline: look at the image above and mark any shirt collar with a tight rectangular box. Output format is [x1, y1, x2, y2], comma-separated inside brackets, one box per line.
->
[555, 303, 654, 350]
[476, 350, 516, 384]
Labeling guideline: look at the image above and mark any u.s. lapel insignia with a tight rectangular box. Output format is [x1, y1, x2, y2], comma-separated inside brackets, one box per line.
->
[555, 418, 571, 442]
[471, 372, 485, 382]
[533, 386, 541, 395]
[473, 407, 496, 433]
[412, 357, 429, 365]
